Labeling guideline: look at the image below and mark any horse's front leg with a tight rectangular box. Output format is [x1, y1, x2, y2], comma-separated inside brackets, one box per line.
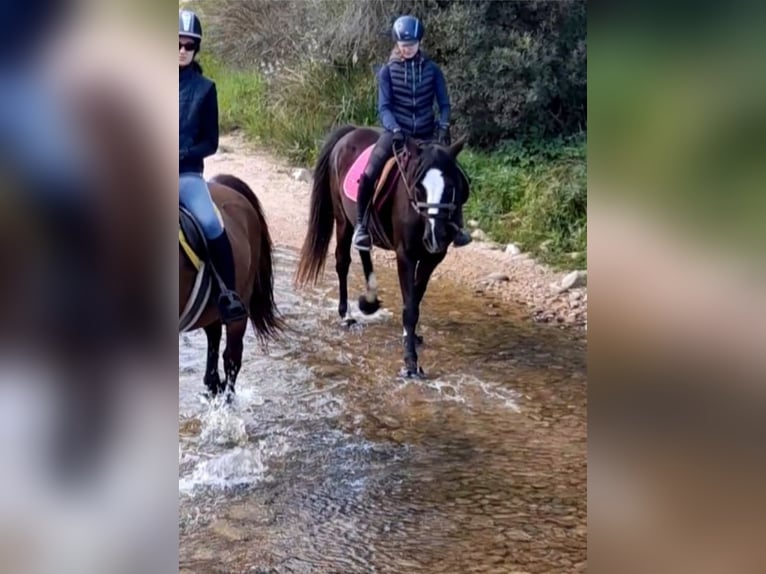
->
[396, 253, 421, 377]
[404, 253, 447, 347]
[357, 249, 381, 315]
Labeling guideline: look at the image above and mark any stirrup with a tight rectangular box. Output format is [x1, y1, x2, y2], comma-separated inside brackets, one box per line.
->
[217, 291, 247, 322]
[353, 225, 371, 251]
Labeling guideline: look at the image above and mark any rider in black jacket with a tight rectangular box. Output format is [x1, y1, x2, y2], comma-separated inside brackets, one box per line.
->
[179, 9, 246, 323]
[352, 15, 472, 251]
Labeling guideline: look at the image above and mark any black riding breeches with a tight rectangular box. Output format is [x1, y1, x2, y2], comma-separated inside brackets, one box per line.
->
[363, 130, 395, 181]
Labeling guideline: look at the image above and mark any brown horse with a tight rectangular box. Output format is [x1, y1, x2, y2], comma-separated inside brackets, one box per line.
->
[179, 174, 283, 398]
[295, 125, 469, 377]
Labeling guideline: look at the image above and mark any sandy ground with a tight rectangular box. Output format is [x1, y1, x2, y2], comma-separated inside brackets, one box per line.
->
[205, 132, 587, 330]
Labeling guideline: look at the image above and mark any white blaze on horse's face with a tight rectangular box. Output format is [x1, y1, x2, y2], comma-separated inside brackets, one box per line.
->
[422, 168, 446, 249]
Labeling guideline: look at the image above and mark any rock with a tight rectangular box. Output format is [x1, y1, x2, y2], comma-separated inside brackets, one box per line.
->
[505, 243, 522, 256]
[570, 251, 582, 260]
[569, 290, 582, 302]
[467, 219, 480, 228]
[471, 228, 488, 241]
[486, 273, 510, 283]
[550, 270, 587, 294]
[378, 415, 402, 430]
[291, 168, 312, 183]
[560, 270, 587, 291]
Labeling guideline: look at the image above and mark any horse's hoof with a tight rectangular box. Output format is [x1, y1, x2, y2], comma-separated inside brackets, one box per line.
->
[358, 295, 381, 316]
[398, 366, 426, 379]
[341, 317, 357, 328]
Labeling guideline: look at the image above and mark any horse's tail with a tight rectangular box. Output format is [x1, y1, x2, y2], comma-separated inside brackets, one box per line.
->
[210, 173, 284, 343]
[295, 124, 357, 287]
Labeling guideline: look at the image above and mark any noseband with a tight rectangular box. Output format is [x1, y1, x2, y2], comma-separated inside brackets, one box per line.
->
[392, 143, 459, 220]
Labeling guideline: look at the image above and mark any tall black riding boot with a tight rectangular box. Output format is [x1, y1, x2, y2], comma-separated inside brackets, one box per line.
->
[352, 173, 374, 251]
[207, 232, 248, 322]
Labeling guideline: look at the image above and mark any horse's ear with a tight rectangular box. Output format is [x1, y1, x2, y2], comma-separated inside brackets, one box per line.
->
[448, 136, 468, 158]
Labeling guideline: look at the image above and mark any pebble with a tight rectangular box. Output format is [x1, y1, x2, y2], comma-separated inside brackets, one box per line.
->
[486, 272, 510, 283]
[560, 270, 587, 291]
[569, 290, 582, 302]
[291, 168, 312, 182]
[471, 228, 489, 241]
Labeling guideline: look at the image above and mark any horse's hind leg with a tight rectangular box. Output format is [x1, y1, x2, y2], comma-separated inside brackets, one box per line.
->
[203, 322, 224, 397]
[357, 250, 381, 315]
[222, 319, 247, 399]
[335, 218, 355, 326]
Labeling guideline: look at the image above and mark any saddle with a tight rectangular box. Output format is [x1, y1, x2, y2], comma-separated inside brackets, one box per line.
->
[179, 207, 213, 332]
[343, 145, 403, 204]
[343, 144, 410, 249]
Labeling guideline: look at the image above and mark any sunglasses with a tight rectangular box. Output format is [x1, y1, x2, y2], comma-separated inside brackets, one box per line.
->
[179, 42, 197, 52]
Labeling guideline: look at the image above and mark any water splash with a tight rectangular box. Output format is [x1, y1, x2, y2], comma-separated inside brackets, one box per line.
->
[396, 374, 522, 412]
[179, 446, 268, 494]
[198, 399, 249, 448]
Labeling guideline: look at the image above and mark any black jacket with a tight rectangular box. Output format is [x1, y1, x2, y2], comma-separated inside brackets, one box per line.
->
[377, 50, 450, 139]
[179, 63, 218, 173]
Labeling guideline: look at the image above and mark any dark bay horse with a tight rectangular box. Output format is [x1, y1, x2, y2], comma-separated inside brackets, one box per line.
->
[179, 174, 283, 398]
[295, 125, 469, 377]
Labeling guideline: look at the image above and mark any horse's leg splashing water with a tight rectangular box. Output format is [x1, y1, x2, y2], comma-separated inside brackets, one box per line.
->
[203, 323, 223, 397]
[202, 318, 246, 404]
[222, 318, 247, 401]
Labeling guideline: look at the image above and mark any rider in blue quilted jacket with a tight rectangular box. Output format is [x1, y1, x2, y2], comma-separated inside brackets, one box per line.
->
[179, 9, 246, 323]
[352, 15, 472, 251]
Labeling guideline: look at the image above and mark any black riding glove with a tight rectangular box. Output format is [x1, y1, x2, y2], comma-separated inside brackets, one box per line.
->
[437, 126, 451, 146]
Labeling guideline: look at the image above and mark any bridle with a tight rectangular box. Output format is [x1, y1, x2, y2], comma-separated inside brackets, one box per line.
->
[392, 142, 459, 222]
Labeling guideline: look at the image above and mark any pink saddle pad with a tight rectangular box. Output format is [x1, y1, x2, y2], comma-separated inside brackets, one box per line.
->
[342, 144, 375, 202]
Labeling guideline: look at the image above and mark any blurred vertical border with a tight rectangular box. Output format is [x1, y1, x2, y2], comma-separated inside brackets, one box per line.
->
[589, 1, 766, 572]
[0, 1, 178, 573]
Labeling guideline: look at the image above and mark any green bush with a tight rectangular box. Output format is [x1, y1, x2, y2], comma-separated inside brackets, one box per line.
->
[192, 1, 587, 269]
[461, 135, 587, 268]
[200, 54, 376, 164]
[426, 0, 587, 146]
[194, 0, 586, 148]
